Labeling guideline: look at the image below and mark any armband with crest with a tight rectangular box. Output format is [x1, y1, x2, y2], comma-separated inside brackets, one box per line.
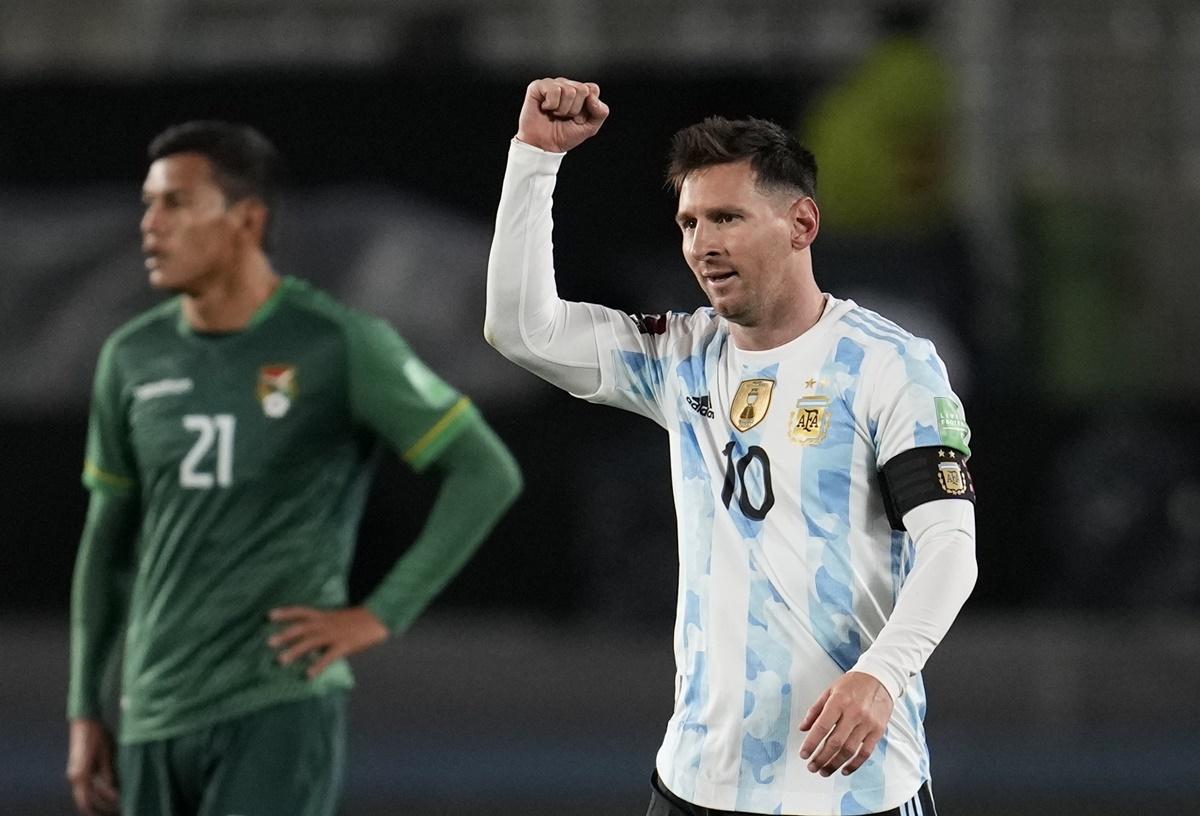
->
[878, 446, 975, 531]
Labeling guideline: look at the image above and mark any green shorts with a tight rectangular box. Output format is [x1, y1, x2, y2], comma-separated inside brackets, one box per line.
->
[118, 692, 346, 816]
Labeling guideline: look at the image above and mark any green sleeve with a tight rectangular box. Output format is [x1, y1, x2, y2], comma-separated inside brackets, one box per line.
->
[82, 338, 138, 494]
[363, 410, 523, 632]
[68, 489, 139, 720]
[345, 316, 474, 472]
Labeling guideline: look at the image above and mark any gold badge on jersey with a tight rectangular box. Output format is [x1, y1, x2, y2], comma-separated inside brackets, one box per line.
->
[730, 379, 775, 432]
[256, 364, 297, 418]
[937, 452, 968, 495]
[788, 395, 831, 446]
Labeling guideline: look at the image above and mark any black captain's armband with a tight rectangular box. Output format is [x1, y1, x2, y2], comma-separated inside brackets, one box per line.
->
[878, 446, 975, 531]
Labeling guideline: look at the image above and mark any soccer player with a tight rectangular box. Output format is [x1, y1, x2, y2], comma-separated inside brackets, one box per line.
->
[485, 78, 977, 815]
[66, 121, 522, 816]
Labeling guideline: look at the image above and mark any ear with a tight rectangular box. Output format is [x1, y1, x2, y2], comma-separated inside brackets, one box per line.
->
[233, 198, 270, 248]
[789, 197, 819, 251]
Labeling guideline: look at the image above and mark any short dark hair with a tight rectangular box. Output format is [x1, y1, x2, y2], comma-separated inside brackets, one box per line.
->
[666, 116, 817, 200]
[147, 120, 283, 247]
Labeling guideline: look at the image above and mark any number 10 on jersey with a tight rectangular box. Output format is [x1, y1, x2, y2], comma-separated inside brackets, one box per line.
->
[180, 414, 236, 488]
[721, 441, 775, 521]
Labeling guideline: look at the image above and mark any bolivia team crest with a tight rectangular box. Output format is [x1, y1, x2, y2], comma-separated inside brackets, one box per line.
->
[257, 364, 297, 418]
[789, 395, 831, 445]
[730, 379, 775, 432]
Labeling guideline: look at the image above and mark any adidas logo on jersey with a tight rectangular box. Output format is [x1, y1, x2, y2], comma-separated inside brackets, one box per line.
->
[686, 394, 715, 419]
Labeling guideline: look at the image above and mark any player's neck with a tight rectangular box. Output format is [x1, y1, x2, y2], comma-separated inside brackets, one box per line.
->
[182, 254, 280, 332]
[728, 285, 827, 352]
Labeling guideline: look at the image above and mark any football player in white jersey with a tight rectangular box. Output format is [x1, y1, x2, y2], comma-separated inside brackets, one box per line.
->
[485, 77, 977, 816]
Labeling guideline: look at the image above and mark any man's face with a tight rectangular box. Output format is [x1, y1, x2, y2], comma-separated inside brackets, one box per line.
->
[140, 153, 244, 293]
[675, 160, 798, 326]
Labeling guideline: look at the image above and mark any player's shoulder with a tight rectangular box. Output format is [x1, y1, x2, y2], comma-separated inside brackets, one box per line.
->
[277, 276, 400, 337]
[830, 298, 957, 405]
[830, 298, 936, 360]
[101, 297, 182, 355]
[278, 276, 416, 365]
[276, 276, 354, 322]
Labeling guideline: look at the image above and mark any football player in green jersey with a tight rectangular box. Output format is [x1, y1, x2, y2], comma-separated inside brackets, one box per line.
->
[66, 121, 523, 816]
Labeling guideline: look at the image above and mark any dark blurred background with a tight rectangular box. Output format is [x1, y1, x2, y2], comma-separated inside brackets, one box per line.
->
[3, 1, 1199, 814]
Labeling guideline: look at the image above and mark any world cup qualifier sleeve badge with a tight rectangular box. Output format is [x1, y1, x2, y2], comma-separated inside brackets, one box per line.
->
[256, 364, 298, 418]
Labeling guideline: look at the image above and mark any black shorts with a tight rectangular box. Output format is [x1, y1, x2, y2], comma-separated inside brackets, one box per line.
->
[646, 770, 938, 816]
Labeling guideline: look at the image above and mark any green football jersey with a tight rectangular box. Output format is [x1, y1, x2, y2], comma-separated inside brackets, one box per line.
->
[79, 277, 474, 743]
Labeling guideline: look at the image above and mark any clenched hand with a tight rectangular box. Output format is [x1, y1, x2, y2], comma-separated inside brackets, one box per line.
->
[516, 76, 610, 153]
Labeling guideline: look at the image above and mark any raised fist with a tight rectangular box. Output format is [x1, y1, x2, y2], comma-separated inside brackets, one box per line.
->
[516, 77, 609, 153]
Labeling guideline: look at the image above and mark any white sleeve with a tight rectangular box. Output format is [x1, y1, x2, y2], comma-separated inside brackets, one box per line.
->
[870, 337, 972, 465]
[849, 499, 977, 701]
[484, 139, 606, 399]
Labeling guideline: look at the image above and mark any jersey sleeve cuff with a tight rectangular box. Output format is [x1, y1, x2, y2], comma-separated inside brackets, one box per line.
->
[67, 697, 102, 721]
[509, 138, 567, 171]
[848, 657, 906, 702]
[362, 593, 415, 635]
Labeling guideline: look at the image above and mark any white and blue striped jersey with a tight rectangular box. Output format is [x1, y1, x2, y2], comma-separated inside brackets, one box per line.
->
[486, 140, 975, 816]
[583, 296, 968, 814]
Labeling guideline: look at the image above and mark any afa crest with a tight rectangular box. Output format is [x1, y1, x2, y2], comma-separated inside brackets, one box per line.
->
[788, 395, 830, 446]
[256, 364, 297, 418]
[937, 458, 968, 495]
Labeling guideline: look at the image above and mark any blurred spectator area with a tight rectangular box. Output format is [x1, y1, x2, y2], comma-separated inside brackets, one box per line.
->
[3, 0, 1199, 617]
[3, 0, 1197, 396]
[0, 1, 892, 76]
